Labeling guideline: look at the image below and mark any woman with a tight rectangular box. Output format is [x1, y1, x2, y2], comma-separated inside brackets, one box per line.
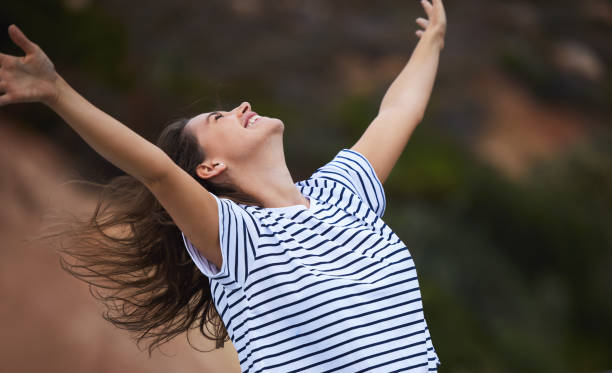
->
[1, 0, 446, 371]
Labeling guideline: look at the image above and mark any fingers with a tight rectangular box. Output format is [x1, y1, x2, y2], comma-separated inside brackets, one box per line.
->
[416, 17, 429, 29]
[0, 52, 16, 64]
[420, 0, 433, 16]
[0, 53, 18, 69]
[8, 24, 38, 55]
[419, 0, 446, 34]
[0, 80, 13, 106]
[415, 16, 428, 38]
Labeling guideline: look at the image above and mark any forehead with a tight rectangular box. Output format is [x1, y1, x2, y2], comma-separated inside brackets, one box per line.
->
[186, 113, 219, 138]
[187, 112, 212, 128]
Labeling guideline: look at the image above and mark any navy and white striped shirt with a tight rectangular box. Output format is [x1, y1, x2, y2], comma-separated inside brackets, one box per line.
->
[182, 149, 441, 372]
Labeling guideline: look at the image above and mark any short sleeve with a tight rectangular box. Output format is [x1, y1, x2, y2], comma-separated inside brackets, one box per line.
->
[181, 194, 260, 284]
[310, 148, 386, 217]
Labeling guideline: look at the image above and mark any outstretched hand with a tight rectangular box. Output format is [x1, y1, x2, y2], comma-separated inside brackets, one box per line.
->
[415, 0, 446, 49]
[0, 25, 59, 107]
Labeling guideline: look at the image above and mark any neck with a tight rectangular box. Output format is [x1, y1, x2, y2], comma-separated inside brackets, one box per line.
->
[229, 155, 309, 209]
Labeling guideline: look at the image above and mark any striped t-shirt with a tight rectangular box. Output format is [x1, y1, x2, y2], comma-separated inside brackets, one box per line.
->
[182, 149, 441, 372]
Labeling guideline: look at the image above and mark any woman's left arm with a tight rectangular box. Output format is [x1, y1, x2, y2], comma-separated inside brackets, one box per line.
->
[351, 0, 446, 184]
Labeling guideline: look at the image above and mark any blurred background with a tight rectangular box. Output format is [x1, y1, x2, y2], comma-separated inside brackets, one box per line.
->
[1, 0, 611, 372]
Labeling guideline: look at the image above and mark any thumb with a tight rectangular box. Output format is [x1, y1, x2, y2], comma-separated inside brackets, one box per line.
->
[8, 25, 37, 55]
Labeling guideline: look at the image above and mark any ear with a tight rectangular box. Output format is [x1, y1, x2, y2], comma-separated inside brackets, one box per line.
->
[196, 160, 226, 180]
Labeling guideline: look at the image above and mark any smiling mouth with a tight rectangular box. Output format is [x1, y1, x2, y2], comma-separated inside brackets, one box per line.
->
[245, 114, 262, 128]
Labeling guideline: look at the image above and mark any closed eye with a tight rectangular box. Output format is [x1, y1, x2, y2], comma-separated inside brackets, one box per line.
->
[214, 112, 223, 120]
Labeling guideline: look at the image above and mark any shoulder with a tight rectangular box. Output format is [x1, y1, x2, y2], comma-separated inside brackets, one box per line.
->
[210, 196, 263, 239]
[301, 148, 387, 217]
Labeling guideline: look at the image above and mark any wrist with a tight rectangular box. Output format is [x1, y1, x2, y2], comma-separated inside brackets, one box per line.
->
[43, 73, 68, 109]
[423, 28, 445, 50]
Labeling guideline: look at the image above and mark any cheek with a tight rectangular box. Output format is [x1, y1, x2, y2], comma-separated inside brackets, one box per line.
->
[202, 127, 256, 158]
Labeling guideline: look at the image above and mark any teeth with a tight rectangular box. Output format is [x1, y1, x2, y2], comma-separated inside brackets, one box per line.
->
[247, 115, 261, 127]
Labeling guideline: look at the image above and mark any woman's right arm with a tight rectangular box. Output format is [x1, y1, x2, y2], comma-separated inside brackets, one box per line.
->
[0, 25, 223, 269]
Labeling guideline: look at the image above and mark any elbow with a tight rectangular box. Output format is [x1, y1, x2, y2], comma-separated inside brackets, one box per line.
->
[379, 101, 425, 122]
[139, 173, 163, 188]
[134, 171, 163, 189]
[417, 110, 425, 123]
[410, 105, 426, 124]
[140, 150, 177, 188]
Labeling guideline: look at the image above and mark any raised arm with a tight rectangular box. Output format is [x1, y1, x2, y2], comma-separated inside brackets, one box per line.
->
[351, 0, 446, 184]
[0, 25, 222, 268]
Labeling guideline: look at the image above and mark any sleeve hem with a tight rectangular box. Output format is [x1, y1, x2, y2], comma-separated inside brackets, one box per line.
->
[180, 193, 229, 279]
[212, 194, 229, 278]
[341, 148, 387, 217]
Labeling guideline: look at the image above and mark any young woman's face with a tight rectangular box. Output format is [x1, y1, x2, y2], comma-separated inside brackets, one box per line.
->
[185, 101, 285, 172]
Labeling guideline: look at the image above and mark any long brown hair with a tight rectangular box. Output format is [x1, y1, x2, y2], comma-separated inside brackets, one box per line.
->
[43, 118, 258, 356]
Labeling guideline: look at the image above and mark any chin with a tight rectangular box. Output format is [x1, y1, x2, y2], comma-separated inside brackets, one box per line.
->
[275, 118, 285, 131]
[262, 117, 284, 132]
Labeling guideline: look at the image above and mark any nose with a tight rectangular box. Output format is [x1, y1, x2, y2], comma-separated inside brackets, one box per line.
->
[236, 101, 251, 116]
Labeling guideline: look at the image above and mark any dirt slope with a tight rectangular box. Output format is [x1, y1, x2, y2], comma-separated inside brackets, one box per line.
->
[0, 119, 241, 373]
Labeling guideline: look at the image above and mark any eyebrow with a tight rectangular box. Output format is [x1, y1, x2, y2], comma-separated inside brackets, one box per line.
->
[205, 112, 217, 124]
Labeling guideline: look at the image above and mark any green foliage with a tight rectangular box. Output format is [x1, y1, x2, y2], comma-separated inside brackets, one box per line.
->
[332, 94, 379, 138]
[383, 128, 612, 372]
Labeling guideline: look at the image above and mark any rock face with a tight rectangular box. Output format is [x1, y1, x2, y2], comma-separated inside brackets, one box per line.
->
[0, 120, 241, 373]
[471, 70, 587, 179]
